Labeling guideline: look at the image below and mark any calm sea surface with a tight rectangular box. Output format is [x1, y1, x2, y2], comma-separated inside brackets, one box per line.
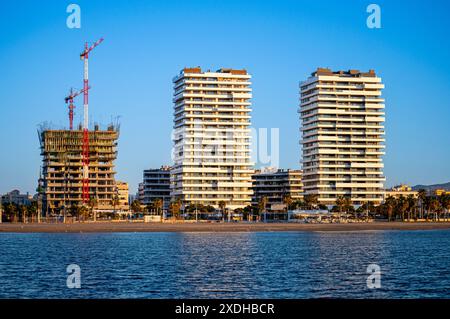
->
[0, 230, 449, 298]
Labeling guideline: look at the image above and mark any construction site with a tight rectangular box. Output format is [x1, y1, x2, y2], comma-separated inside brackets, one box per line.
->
[39, 124, 119, 215]
[38, 38, 122, 216]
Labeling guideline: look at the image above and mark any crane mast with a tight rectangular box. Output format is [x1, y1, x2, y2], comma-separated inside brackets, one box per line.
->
[65, 87, 89, 130]
[80, 38, 103, 203]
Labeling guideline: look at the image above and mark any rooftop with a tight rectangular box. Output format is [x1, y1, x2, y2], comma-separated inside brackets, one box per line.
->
[254, 168, 302, 175]
[144, 165, 172, 173]
[181, 67, 248, 75]
[312, 67, 376, 78]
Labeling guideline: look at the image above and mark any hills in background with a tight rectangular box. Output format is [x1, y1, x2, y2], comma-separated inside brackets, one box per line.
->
[412, 182, 450, 191]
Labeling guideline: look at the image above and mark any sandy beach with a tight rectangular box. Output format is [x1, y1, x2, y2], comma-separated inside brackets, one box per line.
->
[1, 221, 450, 233]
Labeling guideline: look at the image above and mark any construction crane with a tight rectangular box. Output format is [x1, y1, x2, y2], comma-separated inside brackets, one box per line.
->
[64, 87, 89, 130]
[80, 37, 103, 203]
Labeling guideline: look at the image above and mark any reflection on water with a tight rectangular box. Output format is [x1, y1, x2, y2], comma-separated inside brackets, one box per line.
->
[0, 230, 449, 298]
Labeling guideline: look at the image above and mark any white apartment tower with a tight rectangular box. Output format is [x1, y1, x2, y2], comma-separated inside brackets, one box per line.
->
[299, 68, 385, 206]
[171, 67, 253, 210]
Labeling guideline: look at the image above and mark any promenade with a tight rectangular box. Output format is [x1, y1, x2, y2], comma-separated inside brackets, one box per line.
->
[1, 221, 450, 233]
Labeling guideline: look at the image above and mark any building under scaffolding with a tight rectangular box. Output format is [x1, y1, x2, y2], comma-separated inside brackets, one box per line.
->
[38, 123, 120, 215]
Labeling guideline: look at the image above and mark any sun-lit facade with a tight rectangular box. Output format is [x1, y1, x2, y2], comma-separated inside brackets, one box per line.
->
[171, 67, 253, 210]
[300, 68, 385, 206]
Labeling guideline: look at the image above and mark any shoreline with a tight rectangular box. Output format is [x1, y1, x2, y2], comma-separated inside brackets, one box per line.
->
[1, 221, 450, 233]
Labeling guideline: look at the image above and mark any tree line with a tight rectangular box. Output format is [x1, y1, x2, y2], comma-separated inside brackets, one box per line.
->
[2, 190, 449, 223]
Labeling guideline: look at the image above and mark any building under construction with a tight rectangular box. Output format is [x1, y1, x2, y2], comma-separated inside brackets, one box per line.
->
[37, 38, 123, 216]
[39, 124, 120, 215]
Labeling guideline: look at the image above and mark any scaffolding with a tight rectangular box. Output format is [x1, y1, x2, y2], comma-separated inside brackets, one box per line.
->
[38, 124, 120, 215]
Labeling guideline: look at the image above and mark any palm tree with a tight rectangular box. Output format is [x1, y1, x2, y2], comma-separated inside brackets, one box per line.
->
[13, 204, 19, 223]
[396, 196, 409, 221]
[110, 194, 120, 215]
[282, 194, 293, 210]
[429, 198, 441, 221]
[335, 196, 345, 219]
[406, 195, 417, 221]
[423, 195, 432, 221]
[19, 205, 28, 223]
[2, 203, 14, 222]
[258, 196, 268, 222]
[417, 189, 427, 219]
[342, 197, 354, 220]
[437, 194, 446, 221]
[28, 201, 38, 223]
[241, 205, 253, 221]
[88, 197, 98, 222]
[385, 196, 396, 221]
[218, 200, 227, 222]
[170, 200, 181, 220]
[359, 202, 375, 221]
[440, 194, 450, 221]
[168, 203, 175, 220]
[153, 198, 163, 222]
[79, 205, 89, 222]
[130, 200, 142, 217]
[445, 195, 450, 221]
[283, 194, 293, 221]
[292, 199, 305, 210]
[304, 194, 319, 210]
[343, 197, 353, 211]
[69, 204, 82, 222]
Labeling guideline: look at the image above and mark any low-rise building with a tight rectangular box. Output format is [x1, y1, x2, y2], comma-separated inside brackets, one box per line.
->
[1, 190, 33, 206]
[434, 189, 450, 196]
[252, 168, 303, 211]
[384, 184, 418, 200]
[142, 166, 171, 209]
[115, 181, 129, 211]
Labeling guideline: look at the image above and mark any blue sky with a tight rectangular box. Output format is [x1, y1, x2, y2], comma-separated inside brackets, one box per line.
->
[0, 0, 449, 195]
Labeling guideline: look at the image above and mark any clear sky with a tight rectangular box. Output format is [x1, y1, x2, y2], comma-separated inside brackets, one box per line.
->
[0, 0, 449, 195]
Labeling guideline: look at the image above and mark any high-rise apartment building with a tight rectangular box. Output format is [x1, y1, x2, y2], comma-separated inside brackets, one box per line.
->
[171, 67, 253, 210]
[299, 68, 385, 206]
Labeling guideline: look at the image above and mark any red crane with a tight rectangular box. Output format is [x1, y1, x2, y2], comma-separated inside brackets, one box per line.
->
[79, 38, 103, 203]
[64, 87, 90, 130]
